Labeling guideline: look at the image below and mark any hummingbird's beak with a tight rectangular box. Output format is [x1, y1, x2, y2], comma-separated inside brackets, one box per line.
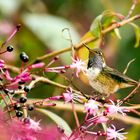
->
[83, 43, 95, 53]
[82, 43, 91, 51]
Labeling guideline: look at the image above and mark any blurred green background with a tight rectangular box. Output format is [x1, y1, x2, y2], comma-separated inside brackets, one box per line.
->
[0, 0, 140, 139]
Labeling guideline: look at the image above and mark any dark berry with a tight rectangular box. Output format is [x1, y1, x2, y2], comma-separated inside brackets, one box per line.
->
[33, 60, 41, 64]
[16, 24, 21, 31]
[18, 81, 25, 85]
[97, 131, 101, 136]
[14, 103, 21, 110]
[20, 52, 29, 63]
[27, 104, 34, 111]
[19, 96, 27, 103]
[18, 85, 22, 89]
[9, 90, 15, 95]
[4, 89, 15, 95]
[60, 70, 66, 73]
[32, 77, 36, 80]
[2, 68, 7, 71]
[24, 86, 30, 92]
[57, 126, 64, 133]
[7, 45, 14, 52]
[54, 56, 59, 61]
[103, 111, 107, 116]
[3, 89, 10, 94]
[23, 117, 30, 124]
[16, 111, 23, 117]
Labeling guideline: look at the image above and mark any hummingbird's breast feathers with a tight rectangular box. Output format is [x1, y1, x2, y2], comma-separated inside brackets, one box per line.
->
[86, 67, 101, 80]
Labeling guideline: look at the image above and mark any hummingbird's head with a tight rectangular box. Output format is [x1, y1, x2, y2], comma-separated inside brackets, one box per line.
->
[83, 43, 106, 69]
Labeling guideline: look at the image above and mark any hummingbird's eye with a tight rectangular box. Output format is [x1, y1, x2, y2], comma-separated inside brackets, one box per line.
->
[99, 52, 103, 55]
[96, 51, 102, 55]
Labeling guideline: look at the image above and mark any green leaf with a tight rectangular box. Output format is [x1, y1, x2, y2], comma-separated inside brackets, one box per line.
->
[36, 108, 72, 136]
[90, 15, 103, 37]
[114, 28, 121, 39]
[101, 10, 114, 28]
[90, 10, 116, 38]
[130, 23, 140, 48]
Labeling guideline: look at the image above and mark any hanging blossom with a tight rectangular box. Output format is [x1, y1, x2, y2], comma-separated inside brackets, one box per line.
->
[45, 57, 86, 77]
[84, 99, 101, 116]
[105, 100, 129, 116]
[107, 125, 127, 140]
[70, 57, 86, 77]
[63, 87, 73, 103]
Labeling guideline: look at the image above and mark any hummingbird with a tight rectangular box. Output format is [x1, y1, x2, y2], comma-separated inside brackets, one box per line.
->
[83, 43, 138, 97]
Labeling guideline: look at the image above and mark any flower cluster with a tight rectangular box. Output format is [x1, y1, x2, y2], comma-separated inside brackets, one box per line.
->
[0, 24, 136, 140]
[78, 99, 129, 140]
[0, 111, 66, 140]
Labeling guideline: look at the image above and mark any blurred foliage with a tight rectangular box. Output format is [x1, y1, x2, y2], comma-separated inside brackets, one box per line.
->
[0, 0, 140, 139]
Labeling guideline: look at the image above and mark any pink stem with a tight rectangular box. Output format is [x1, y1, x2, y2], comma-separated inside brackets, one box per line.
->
[71, 101, 80, 128]
[1, 24, 21, 48]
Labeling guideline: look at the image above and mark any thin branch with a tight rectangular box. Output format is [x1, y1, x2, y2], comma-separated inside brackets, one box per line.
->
[102, 14, 140, 34]
[5, 64, 82, 96]
[121, 83, 140, 104]
[34, 14, 140, 62]
[123, 58, 135, 74]
[34, 37, 98, 62]
[1, 24, 21, 49]
[125, 104, 140, 110]
[15, 76, 82, 95]
[28, 99, 140, 125]
[62, 28, 75, 57]
[111, 113, 140, 125]
[131, 109, 140, 116]
[30, 99, 140, 111]
[125, 0, 138, 19]
[71, 102, 80, 128]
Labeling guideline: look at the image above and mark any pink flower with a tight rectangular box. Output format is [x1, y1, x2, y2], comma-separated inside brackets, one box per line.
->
[63, 88, 73, 103]
[70, 57, 86, 77]
[3, 69, 31, 83]
[84, 99, 101, 116]
[3, 69, 13, 81]
[15, 70, 31, 82]
[105, 100, 129, 116]
[44, 57, 86, 77]
[0, 59, 4, 69]
[107, 125, 127, 140]
[93, 116, 108, 124]
[27, 118, 41, 131]
[0, 111, 68, 140]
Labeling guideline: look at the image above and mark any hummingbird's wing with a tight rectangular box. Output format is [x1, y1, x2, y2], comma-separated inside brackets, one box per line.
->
[103, 66, 138, 86]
